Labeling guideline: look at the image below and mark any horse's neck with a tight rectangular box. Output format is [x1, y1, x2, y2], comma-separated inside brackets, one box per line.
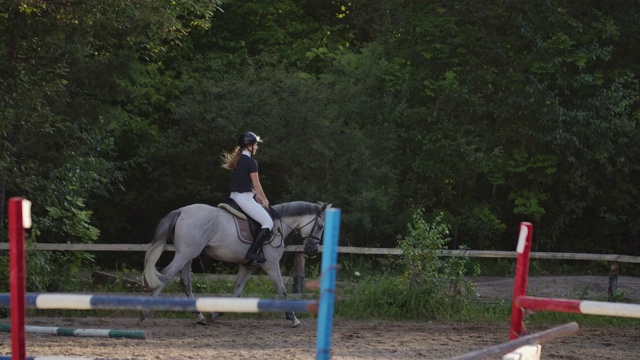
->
[273, 201, 318, 236]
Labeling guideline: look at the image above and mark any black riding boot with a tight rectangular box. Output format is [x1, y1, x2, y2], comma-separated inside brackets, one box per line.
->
[246, 228, 270, 263]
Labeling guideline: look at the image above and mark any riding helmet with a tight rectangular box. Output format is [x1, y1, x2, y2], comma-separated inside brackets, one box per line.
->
[238, 132, 262, 147]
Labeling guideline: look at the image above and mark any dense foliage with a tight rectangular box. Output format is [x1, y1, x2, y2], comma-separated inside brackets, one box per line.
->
[1, 1, 639, 277]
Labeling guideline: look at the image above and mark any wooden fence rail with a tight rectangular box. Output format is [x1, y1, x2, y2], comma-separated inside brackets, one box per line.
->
[0, 243, 635, 299]
[0, 243, 639, 263]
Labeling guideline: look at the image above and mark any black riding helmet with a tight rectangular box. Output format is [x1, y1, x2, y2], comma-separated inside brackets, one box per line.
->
[237, 131, 262, 148]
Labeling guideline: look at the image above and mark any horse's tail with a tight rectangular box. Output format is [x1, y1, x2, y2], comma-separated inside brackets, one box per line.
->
[143, 209, 181, 290]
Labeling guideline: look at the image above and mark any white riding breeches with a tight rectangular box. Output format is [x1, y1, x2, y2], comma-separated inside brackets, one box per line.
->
[230, 192, 274, 230]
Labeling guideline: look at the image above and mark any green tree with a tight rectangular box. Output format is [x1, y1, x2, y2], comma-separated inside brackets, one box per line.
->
[0, 0, 221, 283]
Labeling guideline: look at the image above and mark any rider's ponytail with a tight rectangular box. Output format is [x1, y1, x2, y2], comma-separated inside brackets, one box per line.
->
[221, 147, 243, 170]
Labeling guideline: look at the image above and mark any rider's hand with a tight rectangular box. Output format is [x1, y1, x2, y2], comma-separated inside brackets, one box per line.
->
[255, 195, 269, 208]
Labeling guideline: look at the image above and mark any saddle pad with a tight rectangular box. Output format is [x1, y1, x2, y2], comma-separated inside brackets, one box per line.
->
[230, 217, 277, 246]
[218, 203, 247, 220]
[232, 217, 253, 244]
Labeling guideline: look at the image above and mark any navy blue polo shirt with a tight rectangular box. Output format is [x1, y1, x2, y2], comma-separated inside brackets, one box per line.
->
[231, 154, 258, 192]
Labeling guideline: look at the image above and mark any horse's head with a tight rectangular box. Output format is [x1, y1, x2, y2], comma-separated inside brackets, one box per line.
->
[274, 201, 333, 256]
[302, 202, 332, 256]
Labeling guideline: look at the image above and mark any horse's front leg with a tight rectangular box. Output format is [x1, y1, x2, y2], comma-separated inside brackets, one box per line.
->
[209, 264, 254, 323]
[264, 261, 301, 328]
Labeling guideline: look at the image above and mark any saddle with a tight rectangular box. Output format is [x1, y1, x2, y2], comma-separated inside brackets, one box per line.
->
[218, 199, 279, 244]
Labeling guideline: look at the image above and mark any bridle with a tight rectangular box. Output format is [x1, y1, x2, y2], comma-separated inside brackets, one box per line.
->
[276, 211, 323, 247]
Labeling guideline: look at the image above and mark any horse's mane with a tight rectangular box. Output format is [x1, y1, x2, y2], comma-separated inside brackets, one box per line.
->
[273, 201, 322, 217]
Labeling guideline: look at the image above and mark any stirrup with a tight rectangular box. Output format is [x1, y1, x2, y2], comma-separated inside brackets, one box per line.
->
[246, 252, 266, 263]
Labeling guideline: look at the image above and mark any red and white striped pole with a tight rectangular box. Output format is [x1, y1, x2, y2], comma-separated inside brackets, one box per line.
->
[9, 197, 32, 360]
[516, 296, 640, 318]
[509, 222, 533, 340]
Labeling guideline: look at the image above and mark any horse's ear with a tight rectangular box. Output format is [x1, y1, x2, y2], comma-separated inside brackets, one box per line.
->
[321, 202, 332, 211]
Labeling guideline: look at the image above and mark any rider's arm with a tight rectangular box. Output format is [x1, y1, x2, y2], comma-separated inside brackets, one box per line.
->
[250, 172, 269, 207]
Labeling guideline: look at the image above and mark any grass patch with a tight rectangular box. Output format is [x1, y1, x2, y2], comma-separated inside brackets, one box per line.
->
[336, 275, 475, 321]
[333, 274, 640, 329]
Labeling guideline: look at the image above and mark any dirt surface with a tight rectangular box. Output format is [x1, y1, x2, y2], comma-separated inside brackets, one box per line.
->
[1, 276, 639, 359]
[1, 317, 639, 359]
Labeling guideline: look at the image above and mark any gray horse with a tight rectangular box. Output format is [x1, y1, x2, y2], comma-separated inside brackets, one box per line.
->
[141, 201, 331, 327]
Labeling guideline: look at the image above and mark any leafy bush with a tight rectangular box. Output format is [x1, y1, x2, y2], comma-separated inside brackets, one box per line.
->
[398, 211, 477, 300]
[336, 211, 480, 320]
[0, 239, 89, 292]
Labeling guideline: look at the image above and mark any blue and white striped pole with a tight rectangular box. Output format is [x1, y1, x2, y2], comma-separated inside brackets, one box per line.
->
[0, 294, 316, 313]
[316, 208, 341, 360]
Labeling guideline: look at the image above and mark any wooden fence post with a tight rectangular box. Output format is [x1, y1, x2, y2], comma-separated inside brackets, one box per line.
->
[608, 260, 619, 302]
[292, 252, 306, 294]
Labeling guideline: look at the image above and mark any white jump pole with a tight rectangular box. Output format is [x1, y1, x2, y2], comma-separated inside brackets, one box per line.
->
[452, 322, 579, 360]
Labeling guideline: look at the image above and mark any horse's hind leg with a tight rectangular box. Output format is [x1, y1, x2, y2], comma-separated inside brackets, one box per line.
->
[140, 273, 171, 321]
[179, 261, 207, 325]
[141, 255, 195, 321]
[209, 264, 254, 323]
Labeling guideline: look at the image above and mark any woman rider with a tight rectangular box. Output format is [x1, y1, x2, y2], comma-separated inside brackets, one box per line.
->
[221, 131, 273, 263]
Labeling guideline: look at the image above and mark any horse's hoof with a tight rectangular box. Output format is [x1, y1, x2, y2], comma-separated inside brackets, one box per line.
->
[139, 310, 148, 321]
[195, 313, 207, 325]
[292, 319, 302, 328]
[210, 312, 224, 323]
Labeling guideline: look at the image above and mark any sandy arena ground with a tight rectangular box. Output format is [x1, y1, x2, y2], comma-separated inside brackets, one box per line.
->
[0, 316, 639, 359]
